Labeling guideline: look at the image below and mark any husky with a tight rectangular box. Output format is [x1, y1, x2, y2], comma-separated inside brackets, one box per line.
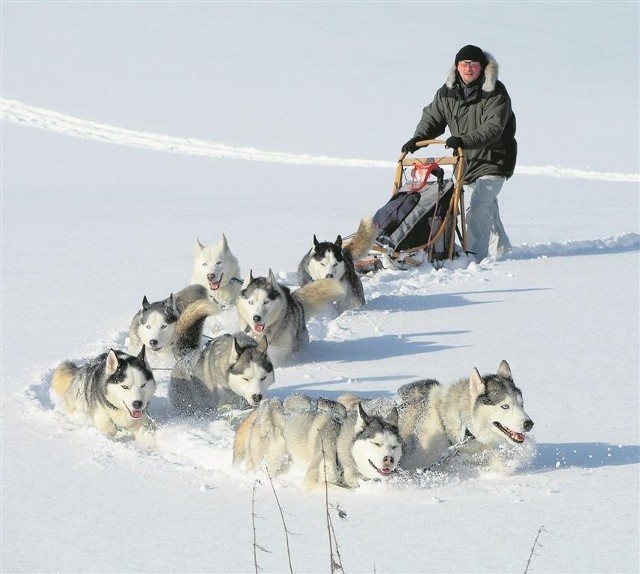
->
[191, 235, 242, 308]
[126, 285, 217, 368]
[395, 360, 534, 471]
[50, 347, 156, 439]
[236, 269, 345, 365]
[232, 397, 288, 475]
[297, 216, 376, 313]
[168, 332, 274, 415]
[336, 400, 402, 488]
[233, 394, 402, 490]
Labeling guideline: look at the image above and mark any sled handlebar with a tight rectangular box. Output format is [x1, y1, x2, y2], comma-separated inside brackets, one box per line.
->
[399, 139, 463, 164]
[393, 139, 464, 196]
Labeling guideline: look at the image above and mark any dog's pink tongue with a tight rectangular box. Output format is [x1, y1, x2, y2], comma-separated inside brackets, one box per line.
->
[254, 324, 265, 333]
[131, 410, 143, 419]
[378, 467, 392, 476]
[513, 432, 525, 443]
[209, 280, 221, 290]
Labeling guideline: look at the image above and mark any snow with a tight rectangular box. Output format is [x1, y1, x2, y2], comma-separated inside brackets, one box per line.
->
[1, 2, 639, 573]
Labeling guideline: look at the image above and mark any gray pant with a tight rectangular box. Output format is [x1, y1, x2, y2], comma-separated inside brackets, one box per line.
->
[464, 175, 511, 262]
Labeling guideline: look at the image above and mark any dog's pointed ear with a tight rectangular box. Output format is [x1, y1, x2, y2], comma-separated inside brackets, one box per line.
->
[105, 349, 120, 377]
[335, 235, 343, 248]
[257, 336, 269, 354]
[167, 293, 178, 314]
[137, 345, 150, 369]
[142, 296, 150, 310]
[497, 360, 512, 380]
[355, 402, 370, 433]
[242, 270, 253, 289]
[219, 234, 229, 251]
[386, 406, 399, 428]
[230, 336, 243, 363]
[469, 368, 486, 399]
[313, 235, 320, 250]
[196, 238, 205, 251]
[268, 269, 277, 285]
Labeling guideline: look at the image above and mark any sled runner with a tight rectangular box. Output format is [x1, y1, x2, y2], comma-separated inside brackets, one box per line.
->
[355, 140, 468, 272]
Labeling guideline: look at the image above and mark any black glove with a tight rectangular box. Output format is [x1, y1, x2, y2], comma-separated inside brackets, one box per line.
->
[445, 136, 464, 151]
[401, 136, 422, 154]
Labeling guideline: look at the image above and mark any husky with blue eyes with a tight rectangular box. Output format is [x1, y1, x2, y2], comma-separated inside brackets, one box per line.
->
[50, 347, 157, 439]
[353, 360, 535, 472]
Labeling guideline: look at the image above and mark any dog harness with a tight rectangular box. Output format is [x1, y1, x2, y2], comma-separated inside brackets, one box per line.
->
[426, 428, 476, 471]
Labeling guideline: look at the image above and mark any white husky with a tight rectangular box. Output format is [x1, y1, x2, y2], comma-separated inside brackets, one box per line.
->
[191, 235, 242, 308]
[50, 347, 157, 439]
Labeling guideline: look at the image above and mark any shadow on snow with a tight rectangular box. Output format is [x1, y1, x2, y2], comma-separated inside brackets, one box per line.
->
[531, 442, 639, 470]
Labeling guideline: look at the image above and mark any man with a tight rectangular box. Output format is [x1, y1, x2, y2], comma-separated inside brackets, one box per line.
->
[401, 44, 516, 262]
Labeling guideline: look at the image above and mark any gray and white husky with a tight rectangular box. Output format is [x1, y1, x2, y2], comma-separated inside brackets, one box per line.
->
[336, 399, 402, 488]
[50, 347, 156, 439]
[233, 394, 402, 490]
[126, 285, 217, 368]
[191, 235, 242, 308]
[382, 360, 534, 471]
[297, 216, 376, 313]
[236, 269, 345, 366]
[168, 332, 274, 415]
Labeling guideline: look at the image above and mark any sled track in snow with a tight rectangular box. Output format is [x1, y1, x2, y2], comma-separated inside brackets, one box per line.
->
[2, 98, 638, 182]
[509, 232, 640, 260]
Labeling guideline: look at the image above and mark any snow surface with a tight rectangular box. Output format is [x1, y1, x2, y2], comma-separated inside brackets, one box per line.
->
[1, 3, 639, 574]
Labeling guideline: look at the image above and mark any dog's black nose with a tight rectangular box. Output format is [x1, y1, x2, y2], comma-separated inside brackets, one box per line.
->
[326, 273, 334, 278]
[132, 401, 143, 409]
[252, 394, 263, 403]
[383, 456, 394, 465]
[524, 419, 534, 431]
[207, 273, 216, 280]
[150, 339, 158, 346]
[252, 315, 262, 323]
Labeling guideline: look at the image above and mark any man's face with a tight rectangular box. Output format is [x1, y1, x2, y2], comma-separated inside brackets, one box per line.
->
[457, 60, 483, 84]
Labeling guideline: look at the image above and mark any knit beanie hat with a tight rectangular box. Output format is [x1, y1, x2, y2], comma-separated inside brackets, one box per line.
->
[455, 45, 488, 68]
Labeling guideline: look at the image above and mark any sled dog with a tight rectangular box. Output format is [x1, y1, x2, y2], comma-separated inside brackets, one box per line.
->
[232, 397, 288, 476]
[169, 332, 274, 415]
[336, 400, 402, 488]
[396, 360, 534, 470]
[236, 269, 345, 365]
[233, 394, 402, 489]
[297, 216, 376, 313]
[191, 235, 242, 308]
[50, 347, 156, 439]
[126, 285, 217, 367]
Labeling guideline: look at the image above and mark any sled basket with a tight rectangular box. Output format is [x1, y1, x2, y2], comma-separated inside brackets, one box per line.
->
[359, 139, 468, 271]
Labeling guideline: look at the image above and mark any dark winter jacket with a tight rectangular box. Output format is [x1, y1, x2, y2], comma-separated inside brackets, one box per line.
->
[413, 55, 517, 183]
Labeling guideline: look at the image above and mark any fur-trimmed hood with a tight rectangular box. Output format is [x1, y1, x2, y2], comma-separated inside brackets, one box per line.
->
[446, 51, 498, 92]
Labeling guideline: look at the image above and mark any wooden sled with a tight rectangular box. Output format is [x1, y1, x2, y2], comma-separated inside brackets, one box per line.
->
[356, 139, 468, 272]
